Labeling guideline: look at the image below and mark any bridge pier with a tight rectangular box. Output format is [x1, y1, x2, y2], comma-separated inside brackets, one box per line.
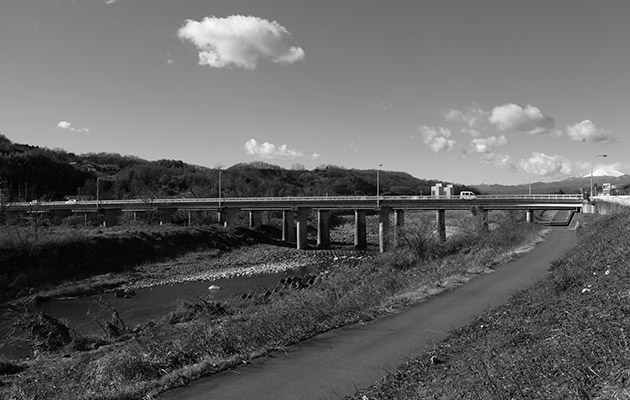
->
[296, 207, 309, 250]
[379, 207, 392, 253]
[393, 209, 405, 249]
[317, 210, 330, 249]
[282, 210, 296, 242]
[158, 208, 177, 225]
[354, 210, 367, 250]
[249, 210, 263, 229]
[219, 208, 238, 228]
[480, 209, 489, 231]
[50, 209, 72, 225]
[101, 209, 122, 227]
[435, 209, 446, 242]
[526, 209, 534, 223]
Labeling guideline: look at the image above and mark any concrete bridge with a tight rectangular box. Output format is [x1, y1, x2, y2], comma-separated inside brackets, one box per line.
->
[4, 194, 584, 252]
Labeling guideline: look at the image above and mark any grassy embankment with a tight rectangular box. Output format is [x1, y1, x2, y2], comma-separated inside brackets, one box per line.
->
[0, 211, 544, 399]
[351, 210, 630, 400]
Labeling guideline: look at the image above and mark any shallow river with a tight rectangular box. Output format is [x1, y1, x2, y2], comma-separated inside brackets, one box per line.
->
[2, 263, 327, 360]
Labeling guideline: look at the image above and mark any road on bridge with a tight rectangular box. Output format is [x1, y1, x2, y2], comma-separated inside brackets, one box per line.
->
[159, 227, 577, 400]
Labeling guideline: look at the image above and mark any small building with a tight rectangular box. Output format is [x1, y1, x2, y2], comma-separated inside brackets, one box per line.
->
[431, 183, 453, 198]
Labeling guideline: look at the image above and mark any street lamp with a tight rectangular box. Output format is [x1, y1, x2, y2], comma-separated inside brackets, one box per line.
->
[590, 154, 607, 198]
[218, 170, 223, 208]
[376, 164, 382, 208]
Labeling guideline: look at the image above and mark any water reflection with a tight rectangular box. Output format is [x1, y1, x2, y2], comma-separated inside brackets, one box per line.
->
[1, 264, 325, 360]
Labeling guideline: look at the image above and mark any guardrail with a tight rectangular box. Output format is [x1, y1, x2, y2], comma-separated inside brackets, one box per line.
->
[6, 194, 583, 209]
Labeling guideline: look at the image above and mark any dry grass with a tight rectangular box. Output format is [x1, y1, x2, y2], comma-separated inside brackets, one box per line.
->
[0, 212, 543, 400]
[351, 210, 630, 400]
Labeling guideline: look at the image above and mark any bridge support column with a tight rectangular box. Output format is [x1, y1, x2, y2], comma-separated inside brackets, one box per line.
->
[435, 209, 446, 243]
[379, 207, 392, 253]
[50, 209, 72, 225]
[393, 209, 405, 249]
[526, 209, 534, 223]
[480, 209, 489, 231]
[158, 208, 177, 225]
[101, 209, 122, 227]
[248, 211, 263, 229]
[354, 210, 367, 250]
[296, 208, 309, 250]
[282, 210, 296, 242]
[219, 208, 238, 228]
[317, 210, 330, 249]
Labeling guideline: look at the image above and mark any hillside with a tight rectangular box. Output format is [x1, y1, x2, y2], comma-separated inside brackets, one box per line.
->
[472, 175, 630, 196]
[0, 135, 475, 202]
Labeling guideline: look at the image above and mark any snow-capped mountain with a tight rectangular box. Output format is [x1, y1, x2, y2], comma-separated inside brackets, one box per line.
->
[583, 167, 626, 178]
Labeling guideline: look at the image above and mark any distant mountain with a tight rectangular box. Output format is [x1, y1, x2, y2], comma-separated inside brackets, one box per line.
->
[0, 135, 477, 202]
[472, 174, 630, 195]
[584, 167, 625, 178]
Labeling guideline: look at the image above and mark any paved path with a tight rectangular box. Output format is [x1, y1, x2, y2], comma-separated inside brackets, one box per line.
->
[159, 228, 576, 400]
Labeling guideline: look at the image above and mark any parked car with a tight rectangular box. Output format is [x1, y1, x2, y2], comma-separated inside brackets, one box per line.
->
[459, 191, 476, 199]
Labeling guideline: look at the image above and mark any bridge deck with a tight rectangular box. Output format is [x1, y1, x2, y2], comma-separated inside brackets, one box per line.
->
[6, 195, 584, 212]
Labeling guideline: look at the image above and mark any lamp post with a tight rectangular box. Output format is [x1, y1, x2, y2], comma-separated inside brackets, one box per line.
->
[590, 154, 607, 198]
[218, 170, 223, 208]
[376, 164, 382, 208]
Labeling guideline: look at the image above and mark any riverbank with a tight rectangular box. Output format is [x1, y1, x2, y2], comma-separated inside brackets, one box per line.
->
[0, 216, 545, 399]
[0, 225, 267, 302]
[351, 211, 629, 399]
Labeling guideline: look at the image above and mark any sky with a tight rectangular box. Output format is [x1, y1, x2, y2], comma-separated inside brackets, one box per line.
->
[1, 0, 629, 185]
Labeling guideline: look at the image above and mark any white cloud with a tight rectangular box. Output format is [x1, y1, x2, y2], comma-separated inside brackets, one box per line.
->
[444, 105, 488, 136]
[470, 135, 507, 154]
[567, 120, 618, 143]
[489, 103, 555, 134]
[105, 0, 119, 4]
[419, 125, 456, 152]
[56, 121, 89, 133]
[244, 138, 318, 160]
[520, 152, 572, 177]
[479, 153, 517, 171]
[178, 15, 305, 70]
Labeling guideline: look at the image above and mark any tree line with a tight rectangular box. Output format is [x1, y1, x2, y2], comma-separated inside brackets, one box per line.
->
[0, 134, 475, 203]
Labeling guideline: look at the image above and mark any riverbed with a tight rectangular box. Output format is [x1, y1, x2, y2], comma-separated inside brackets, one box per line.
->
[1, 244, 371, 359]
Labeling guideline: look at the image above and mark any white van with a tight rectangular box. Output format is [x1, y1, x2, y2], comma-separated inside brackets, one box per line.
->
[459, 191, 476, 199]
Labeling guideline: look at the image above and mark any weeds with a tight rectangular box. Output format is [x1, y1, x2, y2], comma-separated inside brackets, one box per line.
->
[0, 212, 544, 399]
[351, 210, 630, 400]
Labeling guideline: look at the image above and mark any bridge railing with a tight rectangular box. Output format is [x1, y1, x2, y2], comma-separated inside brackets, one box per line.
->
[7, 194, 583, 209]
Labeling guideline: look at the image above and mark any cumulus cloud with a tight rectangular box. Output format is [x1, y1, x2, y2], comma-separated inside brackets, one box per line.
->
[419, 125, 456, 153]
[479, 153, 517, 171]
[56, 121, 89, 133]
[244, 138, 319, 160]
[178, 15, 305, 70]
[105, 0, 119, 4]
[489, 103, 555, 134]
[470, 135, 508, 154]
[444, 105, 488, 136]
[566, 120, 618, 143]
[520, 152, 572, 177]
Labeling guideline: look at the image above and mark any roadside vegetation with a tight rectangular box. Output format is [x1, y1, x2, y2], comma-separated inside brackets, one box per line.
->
[0, 224, 263, 302]
[0, 211, 542, 399]
[351, 210, 630, 400]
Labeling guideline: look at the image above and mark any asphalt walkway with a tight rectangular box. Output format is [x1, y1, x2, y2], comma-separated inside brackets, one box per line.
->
[159, 227, 576, 400]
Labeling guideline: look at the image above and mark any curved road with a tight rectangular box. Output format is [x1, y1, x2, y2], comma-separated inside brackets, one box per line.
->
[160, 227, 576, 400]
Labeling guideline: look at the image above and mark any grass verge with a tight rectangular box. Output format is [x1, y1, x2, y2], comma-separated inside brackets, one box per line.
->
[350, 210, 630, 400]
[0, 214, 543, 399]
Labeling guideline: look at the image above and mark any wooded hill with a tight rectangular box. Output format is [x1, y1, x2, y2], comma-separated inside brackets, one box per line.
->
[0, 134, 475, 202]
